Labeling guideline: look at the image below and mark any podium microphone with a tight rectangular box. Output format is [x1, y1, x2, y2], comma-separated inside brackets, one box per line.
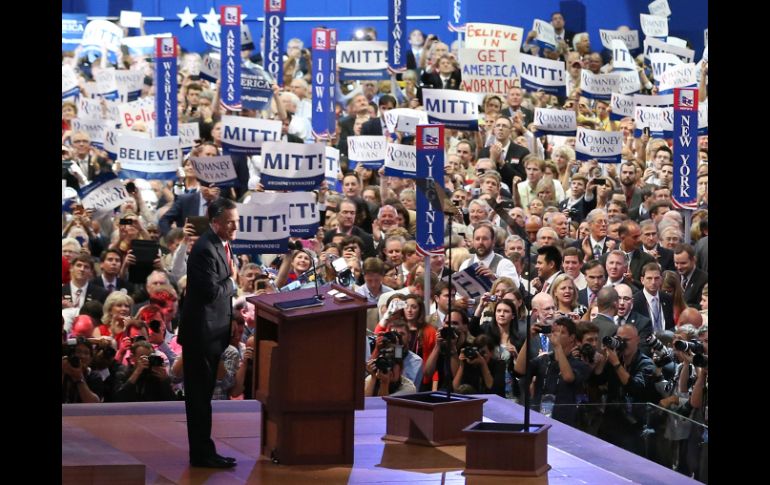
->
[287, 240, 324, 302]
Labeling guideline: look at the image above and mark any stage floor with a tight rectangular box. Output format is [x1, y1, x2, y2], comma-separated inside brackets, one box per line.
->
[63, 396, 700, 484]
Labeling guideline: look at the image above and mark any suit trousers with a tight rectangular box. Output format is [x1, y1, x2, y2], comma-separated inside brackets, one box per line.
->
[183, 346, 222, 460]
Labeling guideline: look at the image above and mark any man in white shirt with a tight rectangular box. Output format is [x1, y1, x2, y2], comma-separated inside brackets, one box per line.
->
[458, 223, 520, 287]
[561, 247, 586, 290]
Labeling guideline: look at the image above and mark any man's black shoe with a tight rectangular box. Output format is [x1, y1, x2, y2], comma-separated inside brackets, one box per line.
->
[215, 453, 237, 464]
[190, 455, 236, 468]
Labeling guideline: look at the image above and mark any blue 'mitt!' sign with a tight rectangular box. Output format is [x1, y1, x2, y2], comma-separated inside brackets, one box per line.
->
[415, 124, 445, 256]
[672, 88, 699, 210]
[264, 0, 286, 86]
[220, 6, 242, 112]
[388, 0, 407, 72]
[155, 37, 178, 137]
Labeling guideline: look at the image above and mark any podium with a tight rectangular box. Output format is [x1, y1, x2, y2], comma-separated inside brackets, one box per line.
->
[247, 284, 370, 465]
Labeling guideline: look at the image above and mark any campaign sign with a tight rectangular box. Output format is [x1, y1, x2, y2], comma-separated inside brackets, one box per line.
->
[644, 37, 694, 65]
[337, 41, 389, 81]
[532, 19, 557, 51]
[220, 6, 242, 112]
[62, 14, 87, 52]
[117, 135, 181, 180]
[459, 48, 519, 95]
[71, 118, 109, 149]
[388, 0, 407, 71]
[599, 29, 640, 50]
[611, 39, 636, 71]
[383, 108, 429, 134]
[533, 108, 576, 136]
[581, 70, 640, 100]
[200, 53, 220, 82]
[80, 20, 123, 64]
[633, 93, 674, 107]
[94, 69, 119, 101]
[264, 0, 286, 85]
[610, 92, 635, 120]
[312, 29, 334, 139]
[179, 122, 200, 154]
[415, 124, 445, 255]
[234, 201, 290, 255]
[190, 155, 237, 187]
[447, 0, 467, 32]
[634, 106, 674, 138]
[347, 136, 388, 169]
[640, 13, 668, 38]
[77, 97, 104, 121]
[465, 22, 523, 51]
[221, 115, 281, 155]
[575, 128, 623, 163]
[649, 0, 672, 18]
[324, 146, 341, 188]
[384, 143, 416, 178]
[260, 141, 326, 191]
[199, 17, 254, 50]
[672, 88, 699, 209]
[650, 52, 683, 86]
[520, 53, 566, 96]
[62, 65, 80, 99]
[114, 69, 145, 102]
[659, 63, 697, 95]
[118, 97, 156, 130]
[241, 65, 274, 111]
[451, 263, 493, 298]
[122, 34, 173, 58]
[250, 192, 320, 238]
[78, 173, 131, 217]
[155, 37, 178, 137]
[423, 89, 479, 131]
[698, 101, 708, 136]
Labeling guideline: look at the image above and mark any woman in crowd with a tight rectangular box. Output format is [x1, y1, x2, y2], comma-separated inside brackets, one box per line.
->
[662, 270, 688, 325]
[550, 274, 587, 317]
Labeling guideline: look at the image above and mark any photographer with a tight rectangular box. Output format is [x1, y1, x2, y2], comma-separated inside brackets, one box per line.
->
[113, 340, 175, 402]
[365, 320, 418, 397]
[367, 317, 423, 391]
[423, 310, 473, 391]
[573, 321, 608, 434]
[61, 338, 103, 403]
[453, 334, 506, 397]
[514, 316, 590, 426]
[597, 324, 659, 455]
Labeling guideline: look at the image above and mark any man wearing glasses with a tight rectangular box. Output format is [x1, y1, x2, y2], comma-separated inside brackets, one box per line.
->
[69, 131, 111, 181]
[479, 116, 530, 190]
[322, 198, 377, 258]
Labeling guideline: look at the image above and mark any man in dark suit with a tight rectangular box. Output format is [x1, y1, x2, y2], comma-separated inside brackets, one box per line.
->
[610, 220, 655, 284]
[62, 254, 110, 310]
[592, 286, 620, 341]
[628, 186, 654, 222]
[550, 12, 576, 58]
[361, 95, 397, 137]
[500, 86, 534, 126]
[420, 54, 462, 90]
[633, 262, 675, 333]
[159, 184, 221, 237]
[674, 244, 708, 310]
[615, 284, 653, 355]
[571, 208, 618, 260]
[322, 198, 377, 259]
[577, 260, 606, 308]
[639, 220, 675, 272]
[178, 198, 239, 468]
[478, 116, 530, 190]
[90, 249, 134, 295]
[337, 93, 370, 157]
[559, 174, 592, 223]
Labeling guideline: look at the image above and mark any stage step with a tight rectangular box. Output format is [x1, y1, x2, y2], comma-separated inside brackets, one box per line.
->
[62, 423, 145, 485]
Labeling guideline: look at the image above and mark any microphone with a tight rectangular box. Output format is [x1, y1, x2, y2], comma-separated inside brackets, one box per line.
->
[287, 240, 324, 302]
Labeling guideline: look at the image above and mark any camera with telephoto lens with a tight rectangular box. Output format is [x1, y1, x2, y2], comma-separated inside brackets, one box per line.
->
[381, 331, 401, 346]
[567, 207, 579, 218]
[579, 343, 595, 363]
[653, 350, 674, 368]
[148, 355, 164, 367]
[673, 340, 704, 354]
[693, 354, 708, 368]
[462, 346, 480, 360]
[603, 335, 627, 352]
[440, 326, 458, 340]
[374, 344, 403, 372]
[646, 334, 666, 352]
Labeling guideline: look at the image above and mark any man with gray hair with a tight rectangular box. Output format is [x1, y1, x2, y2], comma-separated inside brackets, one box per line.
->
[279, 91, 313, 141]
[572, 208, 616, 260]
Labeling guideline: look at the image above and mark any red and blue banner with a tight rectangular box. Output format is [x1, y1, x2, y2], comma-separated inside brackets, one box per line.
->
[155, 37, 178, 137]
[220, 6, 242, 112]
[416, 124, 445, 256]
[388, 0, 407, 72]
[672, 88, 699, 209]
[264, 0, 286, 86]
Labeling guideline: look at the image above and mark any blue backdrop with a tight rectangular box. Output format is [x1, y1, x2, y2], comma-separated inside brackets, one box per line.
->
[62, 0, 707, 60]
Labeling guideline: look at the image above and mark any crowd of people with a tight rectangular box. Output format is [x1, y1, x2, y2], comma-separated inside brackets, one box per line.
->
[62, 8, 707, 482]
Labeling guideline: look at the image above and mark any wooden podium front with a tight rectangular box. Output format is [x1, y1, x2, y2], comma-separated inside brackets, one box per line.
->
[247, 284, 369, 465]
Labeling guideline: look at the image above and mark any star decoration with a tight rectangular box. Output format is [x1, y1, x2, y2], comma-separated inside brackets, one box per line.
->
[176, 7, 198, 28]
[202, 7, 220, 25]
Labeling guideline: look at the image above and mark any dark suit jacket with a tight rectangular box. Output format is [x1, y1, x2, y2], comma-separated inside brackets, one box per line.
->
[642, 245, 675, 272]
[286, 133, 305, 144]
[621, 187, 644, 215]
[177, 230, 235, 354]
[323, 227, 377, 259]
[337, 115, 357, 156]
[600, 248, 655, 284]
[360, 117, 384, 136]
[478, 143, 531, 190]
[570, 237, 619, 258]
[592, 314, 618, 341]
[559, 197, 589, 223]
[420, 69, 462, 90]
[618, 311, 653, 354]
[682, 268, 708, 309]
[62, 283, 110, 306]
[629, 203, 651, 222]
[90, 276, 134, 295]
[501, 106, 534, 126]
[632, 291, 675, 331]
[159, 192, 204, 236]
